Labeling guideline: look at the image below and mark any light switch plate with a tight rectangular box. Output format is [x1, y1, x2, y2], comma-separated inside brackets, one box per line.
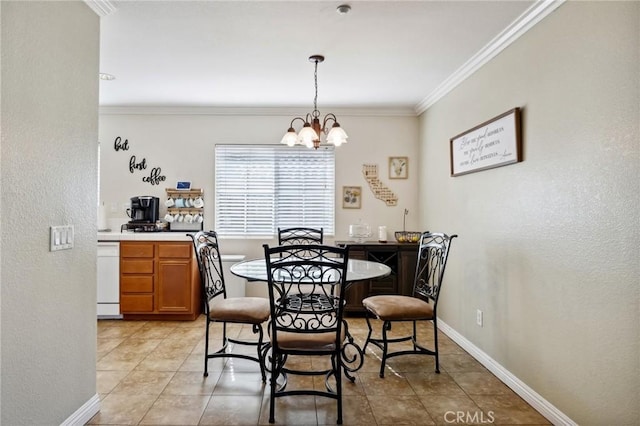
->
[50, 225, 74, 251]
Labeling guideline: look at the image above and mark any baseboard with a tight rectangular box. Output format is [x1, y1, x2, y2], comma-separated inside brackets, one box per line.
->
[60, 393, 100, 426]
[437, 319, 576, 426]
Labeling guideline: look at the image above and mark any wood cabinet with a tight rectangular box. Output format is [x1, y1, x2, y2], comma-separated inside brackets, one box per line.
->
[120, 241, 201, 320]
[335, 241, 419, 314]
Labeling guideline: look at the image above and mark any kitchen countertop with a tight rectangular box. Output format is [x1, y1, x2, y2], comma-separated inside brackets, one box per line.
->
[98, 231, 194, 242]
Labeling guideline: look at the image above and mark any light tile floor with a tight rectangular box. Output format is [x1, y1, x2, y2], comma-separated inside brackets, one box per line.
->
[90, 316, 550, 425]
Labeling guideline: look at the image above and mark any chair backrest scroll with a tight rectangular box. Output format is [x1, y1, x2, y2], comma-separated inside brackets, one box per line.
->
[194, 231, 227, 314]
[277, 227, 324, 246]
[413, 232, 457, 308]
[262, 243, 349, 350]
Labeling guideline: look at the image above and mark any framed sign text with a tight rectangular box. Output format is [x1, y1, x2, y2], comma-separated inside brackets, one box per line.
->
[450, 108, 522, 177]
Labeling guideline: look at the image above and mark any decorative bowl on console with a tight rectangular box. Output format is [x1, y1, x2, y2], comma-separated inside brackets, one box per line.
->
[349, 223, 372, 243]
[394, 231, 421, 243]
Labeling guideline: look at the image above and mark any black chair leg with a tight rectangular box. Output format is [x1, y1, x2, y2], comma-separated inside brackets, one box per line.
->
[363, 314, 374, 352]
[203, 319, 210, 377]
[379, 321, 392, 378]
[335, 354, 343, 425]
[269, 353, 278, 424]
[433, 318, 440, 374]
[255, 325, 267, 383]
[222, 322, 228, 350]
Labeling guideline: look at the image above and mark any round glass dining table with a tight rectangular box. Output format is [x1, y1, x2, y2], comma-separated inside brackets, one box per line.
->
[229, 256, 390, 380]
[230, 257, 391, 283]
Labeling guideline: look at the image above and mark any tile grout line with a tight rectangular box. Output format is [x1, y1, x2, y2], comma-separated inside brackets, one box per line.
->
[96, 317, 547, 425]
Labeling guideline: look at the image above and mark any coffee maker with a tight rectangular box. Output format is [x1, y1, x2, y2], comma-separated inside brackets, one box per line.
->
[124, 196, 160, 231]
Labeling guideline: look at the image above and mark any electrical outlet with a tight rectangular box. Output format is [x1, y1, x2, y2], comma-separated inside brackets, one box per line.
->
[476, 309, 483, 327]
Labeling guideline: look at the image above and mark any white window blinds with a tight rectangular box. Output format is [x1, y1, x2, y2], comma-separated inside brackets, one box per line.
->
[215, 145, 335, 237]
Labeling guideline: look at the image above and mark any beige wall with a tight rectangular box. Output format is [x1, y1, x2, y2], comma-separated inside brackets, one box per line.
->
[98, 111, 420, 258]
[419, 1, 639, 424]
[1, 1, 99, 423]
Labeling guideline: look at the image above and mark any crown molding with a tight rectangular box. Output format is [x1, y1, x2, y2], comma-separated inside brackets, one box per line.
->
[415, 0, 566, 115]
[84, 0, 117, 17]
[98, 106, 417, 117]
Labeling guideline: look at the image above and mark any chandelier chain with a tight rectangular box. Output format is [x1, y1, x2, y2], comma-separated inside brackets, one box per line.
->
[313, 59, 319, 118]
[280, 54, 347, 149]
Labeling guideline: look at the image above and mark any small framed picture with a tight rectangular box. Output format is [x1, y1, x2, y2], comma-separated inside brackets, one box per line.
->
[342, 186, 362, 209]
[389, 157, 408, 179]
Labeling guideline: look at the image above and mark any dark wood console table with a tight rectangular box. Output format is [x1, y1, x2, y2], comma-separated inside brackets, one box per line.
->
[335, 241, 419, 314]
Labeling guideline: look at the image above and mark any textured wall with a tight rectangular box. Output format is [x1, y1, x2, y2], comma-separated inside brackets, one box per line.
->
[419, 2, 639, 424]
[98, 112, 420, 256]
[1, 1, 99, 423]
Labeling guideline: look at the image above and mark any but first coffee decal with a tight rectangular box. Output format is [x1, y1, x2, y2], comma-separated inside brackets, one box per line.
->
[113, 136, 166, 185]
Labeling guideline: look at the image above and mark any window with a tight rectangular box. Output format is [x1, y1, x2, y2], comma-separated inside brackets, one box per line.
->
[215, 145, 335, 237]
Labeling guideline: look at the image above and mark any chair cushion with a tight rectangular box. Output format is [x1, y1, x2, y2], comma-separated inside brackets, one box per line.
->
[274, 328, 346, 352]
[209, 297, 270, 324]
[362, 295, 434, 321]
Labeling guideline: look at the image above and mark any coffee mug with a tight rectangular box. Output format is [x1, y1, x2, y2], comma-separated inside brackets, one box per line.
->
[164, 212, 174, 222]
[175, 198, 185, 208]
[165, 197, 175, 207]
[195, 213, 204, 223]
[193, 197, 204, 208]
[176, 213, 184, 222]
[185, 198, 193, 208]
[184, 213, 194, 223]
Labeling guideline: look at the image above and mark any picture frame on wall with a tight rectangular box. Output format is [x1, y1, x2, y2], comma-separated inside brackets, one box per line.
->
[342, 186, 362, 209]
[389, 156, 408, 179]
[450, 107, 522, 177]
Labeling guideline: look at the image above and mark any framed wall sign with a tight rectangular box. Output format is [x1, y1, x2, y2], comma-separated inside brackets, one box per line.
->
[450, 107, 522, 177]
[389, 156, 408, 179]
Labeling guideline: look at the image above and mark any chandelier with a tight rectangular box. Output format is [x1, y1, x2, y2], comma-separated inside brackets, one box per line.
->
[280, 55, 348, 150]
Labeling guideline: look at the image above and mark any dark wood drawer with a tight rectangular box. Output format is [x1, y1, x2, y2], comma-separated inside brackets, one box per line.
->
[121, 275, 154, 293]
[349, 250, 366, 260]
[158, 243, 192, 259]
[336, 241, 418, 314]
[121, 259, 154, 274]
[121, 294, 154, 312]
[121, 243, 154, 258]
[369, 278, 397, 294]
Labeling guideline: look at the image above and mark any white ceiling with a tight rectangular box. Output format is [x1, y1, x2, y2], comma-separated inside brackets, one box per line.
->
[98, 1, 537, 112]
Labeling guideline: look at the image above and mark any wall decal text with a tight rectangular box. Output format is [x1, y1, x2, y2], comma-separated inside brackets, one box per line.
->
[116, 135, 167, 186]
[129, 155, 147, 173]
[142, 167, 166, 185]
[113, 136, 130, 151]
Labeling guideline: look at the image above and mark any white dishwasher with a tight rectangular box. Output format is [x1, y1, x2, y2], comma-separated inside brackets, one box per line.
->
[97, 242, 121, 318]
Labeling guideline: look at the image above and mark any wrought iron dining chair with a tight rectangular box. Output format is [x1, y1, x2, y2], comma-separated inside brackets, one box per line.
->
[193, 231, 270, 380]
[362, 232, 457, 377]
[188, 230, 218, 267]
[189, 230, 218, 248]
[277, 227, 323, 245]
[263, 243, 350, 424]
